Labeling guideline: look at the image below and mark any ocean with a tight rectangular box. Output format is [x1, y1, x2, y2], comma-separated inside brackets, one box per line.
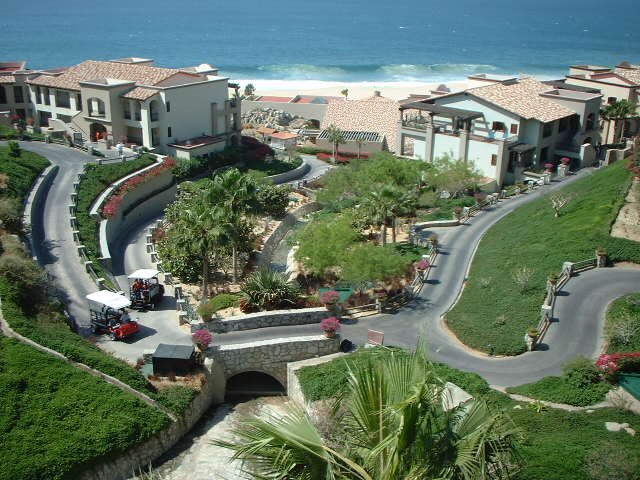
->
[2, 0, 639, 87]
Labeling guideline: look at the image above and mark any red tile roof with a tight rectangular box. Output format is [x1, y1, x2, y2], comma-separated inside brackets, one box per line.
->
[257, 96, 292, 103]
[271, 131, 298, 140]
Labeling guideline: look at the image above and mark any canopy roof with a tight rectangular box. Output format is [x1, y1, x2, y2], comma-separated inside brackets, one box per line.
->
[127, 269, 160, 280]
[86, 290, 131, 309]
[400, 102, 484, 121]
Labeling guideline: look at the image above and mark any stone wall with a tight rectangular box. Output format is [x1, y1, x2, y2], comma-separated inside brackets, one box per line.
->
[211, 335, 340, 387]
[195, 307, 328, 333]
[287, 352, 346, 410]
[257, 200, 321, 269]
[267, 159, 311, 184]
[77, 359, 226, 480]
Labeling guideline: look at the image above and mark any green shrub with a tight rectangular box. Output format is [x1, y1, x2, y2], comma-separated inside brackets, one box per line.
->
[0, 197, 23, 233]
[240, 269, 301, 312]
[563, 356, 601, 388]
[155, 386, 198, 415]
[605, 293, 640, 353]
[197, 294, 240, 320]
[0, 146, 50, 203]
[7, 140, 20, 157]
[507, 374, 610, 407]
[257, 183, 291, 218]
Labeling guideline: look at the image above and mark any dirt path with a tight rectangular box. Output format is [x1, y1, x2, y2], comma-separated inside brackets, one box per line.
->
[611, 178, 640, 242]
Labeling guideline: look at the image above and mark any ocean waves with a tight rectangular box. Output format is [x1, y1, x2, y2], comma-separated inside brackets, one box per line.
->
[223, 63, 499, 83]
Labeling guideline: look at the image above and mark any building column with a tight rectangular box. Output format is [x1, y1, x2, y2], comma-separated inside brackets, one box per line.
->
[210, 102, 218, 136]
[423, 121, 435, 163]
[495, 139, 507, 189]
[140, 104, 151, 148]
[129, 100, 135, 120]
[458, 128, 469, 162]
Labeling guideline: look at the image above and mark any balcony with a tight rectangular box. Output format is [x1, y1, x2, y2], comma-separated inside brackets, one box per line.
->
[150, 112, 159, 122]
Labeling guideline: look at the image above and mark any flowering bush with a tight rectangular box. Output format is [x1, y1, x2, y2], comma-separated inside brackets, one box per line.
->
[100, 157, 176, 218]
[544, 163, 554, 171]
[595, 352, 640, 379]
[320, 290, 340, 304]
[192, 329, 212, 347]
[320, 316, 341, 332]
[414, 259, 430, 271]
[560, 157, 571, 165]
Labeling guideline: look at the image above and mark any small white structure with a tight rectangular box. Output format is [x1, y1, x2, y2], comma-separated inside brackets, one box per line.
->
[270, 131, 298, 150]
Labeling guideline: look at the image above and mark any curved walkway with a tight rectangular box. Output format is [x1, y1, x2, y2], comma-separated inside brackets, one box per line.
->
[22, 142, 639, 387]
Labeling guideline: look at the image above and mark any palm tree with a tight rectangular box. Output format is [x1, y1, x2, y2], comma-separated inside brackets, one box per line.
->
[204, 168, 260, 283]
[214, 345, 521, 480]
[326, 124, 346, 162]
[355, 137, 365, 160]
[602, 99, 637, 144]
[389, 188, 417, 243]
[361, 186, 398, 246]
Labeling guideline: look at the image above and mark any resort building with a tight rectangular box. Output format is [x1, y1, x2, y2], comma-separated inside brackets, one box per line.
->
[3, 58, 241, 157]
[0, 61, 33, 120]
[564, 61, 640, 143]
[398, 77, 602, 188]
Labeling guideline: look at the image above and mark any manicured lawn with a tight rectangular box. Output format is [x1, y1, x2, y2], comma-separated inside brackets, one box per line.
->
[446, 160, 640, 355]
[0, 146, 50, 203]
[0, 336, 170, 480]
[605, 292, 640, 353]
[75, 155, 155, 282]
[297, 346, 640, 480]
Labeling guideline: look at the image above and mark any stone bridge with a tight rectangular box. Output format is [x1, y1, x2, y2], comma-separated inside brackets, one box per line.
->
[205, 335, 341, 398]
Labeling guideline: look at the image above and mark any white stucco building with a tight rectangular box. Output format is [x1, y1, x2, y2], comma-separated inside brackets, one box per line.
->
[2, 58, 241, 157]
[398, 77, 602, 188]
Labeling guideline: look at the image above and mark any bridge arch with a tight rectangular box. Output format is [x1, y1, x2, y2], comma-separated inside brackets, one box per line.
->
[225, 370, 286, 397]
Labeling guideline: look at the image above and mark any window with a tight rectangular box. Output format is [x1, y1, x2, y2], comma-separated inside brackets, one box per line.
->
[15, 108, 25, 119]
[558, 117, 568, 132]
[35, 86, 41, 104]
[55, 90, 70, 108]
[39, 111, 51, 126]
[76, 93, 82, 110]
[542, 122, 553, 138]
[507, 151, 518, 173]
[167, 126, 172, 138]
[166, 101, 170, 112]
[44, 88, 50, 105]
[510, 124, 518, 135]
[491, 121, 506, 132]
[607, 96, 617, 105]
[13, 86, 24, 103]
[0, 86, 6, 104]
[491, 154, 498, 166]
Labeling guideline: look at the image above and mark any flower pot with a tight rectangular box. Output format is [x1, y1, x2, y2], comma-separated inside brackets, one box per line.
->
[195, 343, 208, 353]
[324, 330, 336, 338]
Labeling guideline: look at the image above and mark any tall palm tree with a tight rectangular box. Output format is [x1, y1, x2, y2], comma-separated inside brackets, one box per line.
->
[355, 137, 365, 160]
[214, 345, 521, 480]
[326, 124, 346, 162]
[389, 188, 417, 243]
[204, 168, 260, 283]
[602, 99, 637, 144]
[361, 186, 400, 246]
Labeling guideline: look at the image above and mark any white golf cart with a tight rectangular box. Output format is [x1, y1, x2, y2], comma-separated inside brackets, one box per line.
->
[86, 290, 140, 340]
[128, 268, 165, 311]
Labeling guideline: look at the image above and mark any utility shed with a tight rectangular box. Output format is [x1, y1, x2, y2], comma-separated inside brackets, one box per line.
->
[152, 344, 195, 376]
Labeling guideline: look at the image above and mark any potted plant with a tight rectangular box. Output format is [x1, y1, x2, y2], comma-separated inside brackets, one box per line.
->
[453, 206, 463, 221]
[561, 157, 571, 166]
[547, 273, 558, 286]
[192, 329, 212, 352]
[414, 258, 430, 272]
[320, 316, 341, 338]
[527, 328, 539, 341]
[320, 290, 340, 306]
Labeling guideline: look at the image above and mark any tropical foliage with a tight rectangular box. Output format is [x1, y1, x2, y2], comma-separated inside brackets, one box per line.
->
[214, 345, 521, 480]
[239, 268, 302, 312]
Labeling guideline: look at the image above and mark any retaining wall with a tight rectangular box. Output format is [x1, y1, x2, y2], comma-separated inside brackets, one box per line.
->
[77, 359, 226, 480]
[23, 164, 59, 260]
[267, 159, 311, 184]
[194, 307, 328, 333]
[257, 200, 321, 269]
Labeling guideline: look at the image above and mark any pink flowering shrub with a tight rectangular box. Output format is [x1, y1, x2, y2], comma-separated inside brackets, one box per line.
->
[192, 329, 213, 347]
[414, 259, 430, 271]
[544, 163, 554, 171]
[320, 290, 340, 304]
[320, 316, 341, 332]
[596, 352, 640, 380]
[100, 157, 177, 218]
[560, 157, 571, 165]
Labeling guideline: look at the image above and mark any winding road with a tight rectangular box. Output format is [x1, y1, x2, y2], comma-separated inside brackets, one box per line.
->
[22, 141, 640, 387]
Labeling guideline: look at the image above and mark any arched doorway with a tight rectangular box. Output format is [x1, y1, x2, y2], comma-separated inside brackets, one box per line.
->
[90, 123, 107, 142]
[225, 371, 285, 399]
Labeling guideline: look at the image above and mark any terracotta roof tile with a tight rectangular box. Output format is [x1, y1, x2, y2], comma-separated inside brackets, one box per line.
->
[27, 60, 187, 91]
[122, 87, 159, 100]
[0, 75, 15, 84]
[271, 131, 298, 140]
[467, 77, 575, 123]
[613, 67, 640, 85]
[322, 95, 400, 151]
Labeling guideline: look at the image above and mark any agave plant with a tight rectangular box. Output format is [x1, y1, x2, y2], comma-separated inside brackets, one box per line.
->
[214, 343, 522, 480]
[240, 268, 301, 312]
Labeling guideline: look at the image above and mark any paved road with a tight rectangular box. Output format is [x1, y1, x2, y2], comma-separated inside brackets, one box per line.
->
[23, 143, 639, 386]
[7, 142, 95, 332]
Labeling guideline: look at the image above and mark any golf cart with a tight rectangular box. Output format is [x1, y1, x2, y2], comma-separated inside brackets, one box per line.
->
[128, 268, 165, 311]
[86, 290, 140, 340]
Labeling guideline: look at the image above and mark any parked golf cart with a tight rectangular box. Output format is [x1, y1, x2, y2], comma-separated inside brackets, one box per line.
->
[128, 268, 165, 311]
[86, 290, 140, 341]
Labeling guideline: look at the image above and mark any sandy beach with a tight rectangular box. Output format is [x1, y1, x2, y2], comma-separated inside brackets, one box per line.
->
[240, 79, 473, 101]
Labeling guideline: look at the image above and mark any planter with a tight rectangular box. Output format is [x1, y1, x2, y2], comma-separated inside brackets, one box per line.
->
[324, 330, 337, 338]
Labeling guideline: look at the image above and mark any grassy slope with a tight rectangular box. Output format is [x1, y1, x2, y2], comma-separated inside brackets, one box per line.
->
[0, 146, 50, 203]
[297, 347, 640, 480]
[605, 292, 640, 353]
[446, 160, 640, 355]
[0, 337, 169, 480]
